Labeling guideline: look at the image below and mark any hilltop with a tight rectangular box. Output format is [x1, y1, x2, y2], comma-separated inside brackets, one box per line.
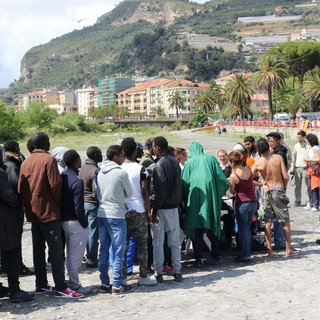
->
[1, 0, 315, 104]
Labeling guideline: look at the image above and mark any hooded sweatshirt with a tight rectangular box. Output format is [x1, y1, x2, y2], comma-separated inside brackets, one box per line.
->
[51, 147, 69, 174]
[96, 160, 133, 219]
[182, 141, 230, 239]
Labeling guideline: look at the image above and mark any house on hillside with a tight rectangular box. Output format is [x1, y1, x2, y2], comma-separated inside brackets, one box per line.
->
[215, 74, 269, 114]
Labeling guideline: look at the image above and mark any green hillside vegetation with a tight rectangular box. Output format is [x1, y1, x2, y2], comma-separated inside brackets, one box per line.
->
[0, 0, 313, 104]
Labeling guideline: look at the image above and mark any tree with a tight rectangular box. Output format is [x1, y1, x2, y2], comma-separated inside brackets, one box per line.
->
[224, 74, 253, 120]
[302, 66, 320, 112]
[280, 94, 307, 119]
[222, 104, 252, 120]
[22, 101, 58, 130]
[252, 56, 287, 120]
[196, 90, 216, 113]
[0, 101, 23, 142]
[151, 105, 165, 118]
[169, 91, 184, 119]
[267, 41, 320, 91]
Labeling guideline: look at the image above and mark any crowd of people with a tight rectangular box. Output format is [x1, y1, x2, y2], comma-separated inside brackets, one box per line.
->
[1, 128, 317, 303]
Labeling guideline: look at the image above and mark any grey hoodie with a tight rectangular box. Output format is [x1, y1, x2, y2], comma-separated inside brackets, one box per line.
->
[97, 160, 133, 219]
[51, 147, 69, 174]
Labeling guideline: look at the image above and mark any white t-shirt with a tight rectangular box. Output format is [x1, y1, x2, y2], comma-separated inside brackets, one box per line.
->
[121, 161, 148, 212]
[308, 145, 320, 165]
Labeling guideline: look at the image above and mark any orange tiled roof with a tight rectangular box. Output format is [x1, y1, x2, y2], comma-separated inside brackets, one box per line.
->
[118, 79, 174, 95]
[253, 93, 268, 101]
[215, 73, 252, 82]
[25, 91, 43, 96]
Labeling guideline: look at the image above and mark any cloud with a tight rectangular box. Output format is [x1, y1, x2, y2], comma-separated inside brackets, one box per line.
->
[0, 0, 207, 88]
[0, 0, 120, 87]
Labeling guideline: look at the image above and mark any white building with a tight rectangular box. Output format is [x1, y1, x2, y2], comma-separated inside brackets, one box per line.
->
[76, 87, 96, 116]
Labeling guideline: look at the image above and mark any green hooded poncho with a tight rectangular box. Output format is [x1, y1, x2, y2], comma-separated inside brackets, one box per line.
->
[182, 141, 231, 240]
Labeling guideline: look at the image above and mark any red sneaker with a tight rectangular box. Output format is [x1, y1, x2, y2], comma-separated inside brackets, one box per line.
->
[54, 288, 84, 299]
[162, 265, 174, 273]
[35, 284, 55, 295]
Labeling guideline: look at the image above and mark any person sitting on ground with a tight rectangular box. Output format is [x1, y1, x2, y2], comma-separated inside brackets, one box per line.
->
[252, 138, 298, 258]
[61, 150, 89, 292]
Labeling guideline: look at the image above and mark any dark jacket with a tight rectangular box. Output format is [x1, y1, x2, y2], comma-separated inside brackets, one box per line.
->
[18, 149, 62, 223]
[61, 167, 88, 229]
[150, 154, 182, 211]
[79, 159, 98, 204]
[272, 145, 288, 169]
[0, 169, 20, 250]
[4, 155, 21, 194]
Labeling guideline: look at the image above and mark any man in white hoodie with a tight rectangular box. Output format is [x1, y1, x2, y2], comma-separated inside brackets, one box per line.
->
[96, 145, 133, 295]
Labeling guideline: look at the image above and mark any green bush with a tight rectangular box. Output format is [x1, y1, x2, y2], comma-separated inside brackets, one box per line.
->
[0, 102, 24, 142]
[171, 121, 182, 131]
[83, 121, 102, 133]
[101, 122, 118, 132]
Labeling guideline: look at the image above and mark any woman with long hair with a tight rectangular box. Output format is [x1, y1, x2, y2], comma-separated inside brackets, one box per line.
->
[304, 134, 320, 212]
[228, 151, 257, 262]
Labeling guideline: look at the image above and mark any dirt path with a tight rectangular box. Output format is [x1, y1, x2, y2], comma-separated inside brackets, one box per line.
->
[1, 130, 319, 320]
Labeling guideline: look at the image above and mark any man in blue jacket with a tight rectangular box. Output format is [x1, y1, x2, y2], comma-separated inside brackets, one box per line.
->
[61, 150, 88, 293]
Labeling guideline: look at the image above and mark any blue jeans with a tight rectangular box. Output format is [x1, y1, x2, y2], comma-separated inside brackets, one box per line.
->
[273, 220, 285, 247]
[84, 203, 99, 264]
[97, 217, 127, 288]
[235, 201, 257, 260]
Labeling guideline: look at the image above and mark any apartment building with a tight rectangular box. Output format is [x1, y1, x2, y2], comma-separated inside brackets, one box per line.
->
[117, 79, 210, 117]
[76, 87, 97, 116]
[18, 91, 43, 109]
[163, 80, 210, 117]
[97, 75, 135, 107]
[117, 79, 174, 115]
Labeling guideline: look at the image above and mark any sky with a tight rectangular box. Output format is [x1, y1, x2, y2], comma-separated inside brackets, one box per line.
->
[0, 0, 208, 89]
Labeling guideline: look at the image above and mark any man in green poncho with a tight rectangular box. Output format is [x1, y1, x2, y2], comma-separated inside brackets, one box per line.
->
[182, 141, 230, 266]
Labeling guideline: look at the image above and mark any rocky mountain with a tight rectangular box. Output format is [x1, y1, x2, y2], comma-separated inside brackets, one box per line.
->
[1, 0, 312, 104]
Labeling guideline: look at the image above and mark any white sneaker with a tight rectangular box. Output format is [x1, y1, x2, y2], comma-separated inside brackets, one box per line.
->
[305, 204, 311, 210]
[137, 275, 158, 286]
[311, 207, 318, 212]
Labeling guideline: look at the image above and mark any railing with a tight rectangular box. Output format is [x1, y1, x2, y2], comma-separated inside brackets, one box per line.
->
[231, 120, 319, 129]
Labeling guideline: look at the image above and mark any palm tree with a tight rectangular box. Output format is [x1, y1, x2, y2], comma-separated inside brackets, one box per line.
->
[252, 56, 287, 120]
[196, 90, 216, 113]
[280, 94, 307, 119]
[169, 91, 184, 119]
[224, 74, 253, 120]
[222, 104, 252, 120]
[302, 66, 320, 112]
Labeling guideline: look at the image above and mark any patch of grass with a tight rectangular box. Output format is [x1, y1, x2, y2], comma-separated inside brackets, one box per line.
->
[18, 128, 184, 154]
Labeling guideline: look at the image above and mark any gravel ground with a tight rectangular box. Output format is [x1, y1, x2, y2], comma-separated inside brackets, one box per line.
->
[1, 129, 319, 320]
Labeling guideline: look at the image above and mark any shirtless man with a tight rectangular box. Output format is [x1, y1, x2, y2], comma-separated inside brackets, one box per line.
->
[252, 138, 297, 257]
